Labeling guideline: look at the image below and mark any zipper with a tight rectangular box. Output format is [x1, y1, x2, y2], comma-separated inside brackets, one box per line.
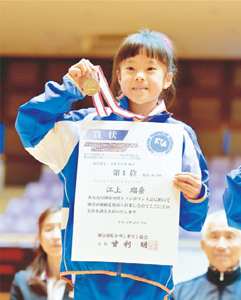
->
[117, 263, 122, 275]
[59, 171, 69, 273]
[59, 171, 70, 203]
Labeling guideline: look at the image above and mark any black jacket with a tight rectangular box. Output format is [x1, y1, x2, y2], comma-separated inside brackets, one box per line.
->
[171, 266, 241, 300]
[10, 269, 74, 300]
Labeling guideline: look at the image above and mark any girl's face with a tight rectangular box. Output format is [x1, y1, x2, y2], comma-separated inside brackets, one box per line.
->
[39, 211, 62, 259]
[117, 52, 173, 114]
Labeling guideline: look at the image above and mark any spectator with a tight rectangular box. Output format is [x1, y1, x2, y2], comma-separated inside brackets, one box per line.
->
[10, 205, 74, 299]
[171, 210, 241, 300]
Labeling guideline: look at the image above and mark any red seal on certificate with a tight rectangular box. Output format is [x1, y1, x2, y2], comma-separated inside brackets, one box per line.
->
[83, 77, 100, 96]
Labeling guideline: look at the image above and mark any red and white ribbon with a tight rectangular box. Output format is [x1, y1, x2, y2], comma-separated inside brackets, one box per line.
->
[91, 66, 166, 120]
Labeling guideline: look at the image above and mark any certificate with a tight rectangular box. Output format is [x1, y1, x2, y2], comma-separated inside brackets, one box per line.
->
[72, 121, 183, 265]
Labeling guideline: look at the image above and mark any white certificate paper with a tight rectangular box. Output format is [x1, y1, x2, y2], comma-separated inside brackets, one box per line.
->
[72, 121, 183, 265]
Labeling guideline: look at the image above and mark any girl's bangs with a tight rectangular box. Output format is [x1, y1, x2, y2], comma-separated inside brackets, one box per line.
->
[118, 41, 170, 67]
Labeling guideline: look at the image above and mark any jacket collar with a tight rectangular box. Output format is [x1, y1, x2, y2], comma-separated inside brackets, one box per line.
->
[207, 263, 241, 287]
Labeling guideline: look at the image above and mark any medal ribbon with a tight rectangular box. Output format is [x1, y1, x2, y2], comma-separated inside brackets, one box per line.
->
[91, 66, 166, 120]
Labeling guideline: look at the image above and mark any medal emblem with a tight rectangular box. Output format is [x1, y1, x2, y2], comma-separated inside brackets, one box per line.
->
[83, 77, 100, 96]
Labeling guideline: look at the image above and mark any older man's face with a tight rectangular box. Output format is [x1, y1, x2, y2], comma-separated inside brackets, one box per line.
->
[201, 218, 241, 272]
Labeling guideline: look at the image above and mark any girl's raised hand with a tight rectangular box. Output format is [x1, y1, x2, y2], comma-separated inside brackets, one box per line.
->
[68, 59, 97, 88]
[173, 172, 202, 200]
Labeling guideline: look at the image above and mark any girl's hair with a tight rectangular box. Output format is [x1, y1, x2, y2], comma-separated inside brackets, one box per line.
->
[28, 205, 62, 295]
[111, 29, 177, 109]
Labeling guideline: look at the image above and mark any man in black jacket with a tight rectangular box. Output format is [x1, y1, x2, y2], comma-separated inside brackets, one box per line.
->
[171, 210, 241, 300]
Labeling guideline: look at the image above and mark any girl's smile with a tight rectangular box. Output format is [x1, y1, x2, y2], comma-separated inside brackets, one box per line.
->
[117, 53, 173, 115]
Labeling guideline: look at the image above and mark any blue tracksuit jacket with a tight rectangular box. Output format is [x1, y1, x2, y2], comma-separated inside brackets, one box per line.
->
[223, 165, 241, 230]
[15, 74, 210, 298]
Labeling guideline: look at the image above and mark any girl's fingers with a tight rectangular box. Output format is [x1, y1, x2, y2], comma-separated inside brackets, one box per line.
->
[76, 59, 97, 73]
[68, 67, 83, 78]
[68, 59, 97, 88]
[174, 174, 201, 187]
[68, 59, 97, 79]
[175, 173, 201, 181]
[174, 177, 201, 189]
[173, 179, 195, 192]
[173, 173, 202, 199]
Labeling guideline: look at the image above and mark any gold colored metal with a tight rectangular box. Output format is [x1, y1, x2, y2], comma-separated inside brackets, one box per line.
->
[83, 77, 100, 96]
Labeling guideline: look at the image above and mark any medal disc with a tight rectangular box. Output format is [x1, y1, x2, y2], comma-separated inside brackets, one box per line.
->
[83, 77, 100, 96]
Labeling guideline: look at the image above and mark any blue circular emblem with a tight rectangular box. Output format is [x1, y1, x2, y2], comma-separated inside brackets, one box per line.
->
[147, 131, 173, 155]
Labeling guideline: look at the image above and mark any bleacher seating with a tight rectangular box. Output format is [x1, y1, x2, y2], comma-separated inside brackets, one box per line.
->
[0, 166, 62, 238]
[0, 166, 62, 291]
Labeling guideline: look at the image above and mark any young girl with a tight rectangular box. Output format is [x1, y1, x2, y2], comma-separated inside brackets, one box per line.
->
[10, 205, 73, 300]
[15, 29, 210, 300]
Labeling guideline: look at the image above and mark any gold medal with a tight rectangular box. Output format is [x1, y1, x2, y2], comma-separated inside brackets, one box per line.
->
[83, 77, 100, 96]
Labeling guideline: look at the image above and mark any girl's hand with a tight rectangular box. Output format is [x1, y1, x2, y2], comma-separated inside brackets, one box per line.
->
[68, 59, 97, 88]
[173, 172, 202, 200]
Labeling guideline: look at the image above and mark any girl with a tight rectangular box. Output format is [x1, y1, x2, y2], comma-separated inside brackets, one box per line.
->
[10, 205, 73, 300]
[15, 29, 210, 300]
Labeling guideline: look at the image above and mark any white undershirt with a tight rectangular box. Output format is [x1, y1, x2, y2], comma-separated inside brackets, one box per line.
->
[40, 271, 66, 300]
